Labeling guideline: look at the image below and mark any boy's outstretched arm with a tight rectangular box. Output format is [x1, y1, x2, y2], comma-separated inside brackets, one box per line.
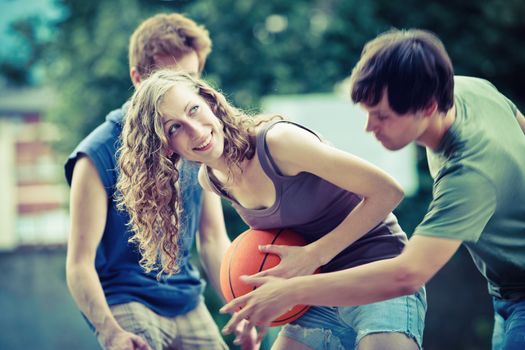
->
[221, 235, 462, 333]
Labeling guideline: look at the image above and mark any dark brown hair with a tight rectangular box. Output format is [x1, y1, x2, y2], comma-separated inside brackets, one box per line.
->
[350, 29, 454, 114]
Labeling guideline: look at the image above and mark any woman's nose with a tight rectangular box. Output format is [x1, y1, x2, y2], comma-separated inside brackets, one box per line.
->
[186, 119, 206, 137]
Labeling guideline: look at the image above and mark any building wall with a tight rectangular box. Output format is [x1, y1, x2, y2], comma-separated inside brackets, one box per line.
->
[0, 119, 17, 250]
[0, 88, 69, 249]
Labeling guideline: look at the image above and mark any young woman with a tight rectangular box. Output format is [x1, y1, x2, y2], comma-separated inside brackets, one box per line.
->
[117, 70, 426, 350]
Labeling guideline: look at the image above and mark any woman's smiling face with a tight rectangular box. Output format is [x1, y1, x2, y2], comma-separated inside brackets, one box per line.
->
[159, 83, 225, 164]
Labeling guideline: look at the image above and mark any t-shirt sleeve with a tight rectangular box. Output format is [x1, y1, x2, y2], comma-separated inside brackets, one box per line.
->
[502, 95, 518, 117]
[64, 128, 119, 196]
[414, 166, 496, 242]
[478, 78, 518, 116]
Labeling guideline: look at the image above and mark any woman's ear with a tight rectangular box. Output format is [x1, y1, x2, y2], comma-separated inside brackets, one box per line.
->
[164, 147, 174, 158]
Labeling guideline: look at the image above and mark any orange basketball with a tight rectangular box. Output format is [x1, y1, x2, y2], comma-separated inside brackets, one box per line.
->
[220, 228, 311, 326]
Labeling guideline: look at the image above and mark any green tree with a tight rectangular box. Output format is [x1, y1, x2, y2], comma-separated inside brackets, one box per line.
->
[46, 0, 524, 153]
[1, 16, 50, 86]
[372, 0, 525, 106]
[45, 0, 151, 152]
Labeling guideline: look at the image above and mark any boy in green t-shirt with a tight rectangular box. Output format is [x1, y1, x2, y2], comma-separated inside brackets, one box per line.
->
[220, 29, 525, 350]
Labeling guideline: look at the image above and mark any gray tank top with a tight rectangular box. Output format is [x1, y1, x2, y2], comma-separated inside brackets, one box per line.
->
[204, 121, 407, 272]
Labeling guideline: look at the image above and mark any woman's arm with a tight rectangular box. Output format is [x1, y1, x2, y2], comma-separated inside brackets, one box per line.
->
[197, 168, 260, 350]
[196, 189, 230, 298]
[261, 123, 404, 269]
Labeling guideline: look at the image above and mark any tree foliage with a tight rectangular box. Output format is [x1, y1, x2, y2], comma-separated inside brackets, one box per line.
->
[1, 16, 52, 86]
[42, 0, 524, 153]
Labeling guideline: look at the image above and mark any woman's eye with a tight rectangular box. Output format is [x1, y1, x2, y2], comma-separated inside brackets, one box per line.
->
[168, 124, 181, 135]
[189, 105, 199, 115]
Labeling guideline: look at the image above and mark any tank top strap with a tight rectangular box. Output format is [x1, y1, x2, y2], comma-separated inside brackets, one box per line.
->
[255, 120, 321, 180]
[202, 165, 239, 204]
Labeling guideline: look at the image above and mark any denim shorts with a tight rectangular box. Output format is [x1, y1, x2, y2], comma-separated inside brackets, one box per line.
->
[280, 287, 427, 350]
[492, 297, 525, 350]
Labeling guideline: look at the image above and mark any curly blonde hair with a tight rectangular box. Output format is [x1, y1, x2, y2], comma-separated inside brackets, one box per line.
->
[117, 70, 280, 275]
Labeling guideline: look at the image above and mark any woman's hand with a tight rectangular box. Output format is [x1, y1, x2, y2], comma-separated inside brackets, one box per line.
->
[251, 244, 321, 279]
[233, 319, 261, 350]
[220, 275, 296, 339]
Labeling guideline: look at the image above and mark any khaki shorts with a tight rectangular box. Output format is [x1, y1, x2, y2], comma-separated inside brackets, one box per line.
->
[100, 301, 227, 350]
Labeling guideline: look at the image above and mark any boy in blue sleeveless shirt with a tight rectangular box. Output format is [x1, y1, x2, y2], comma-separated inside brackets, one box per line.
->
[65, 13, 256, 350]
[220, 29, 525, 350]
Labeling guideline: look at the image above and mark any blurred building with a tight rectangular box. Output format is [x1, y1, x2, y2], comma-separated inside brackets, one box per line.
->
[0, 86, 68, 250]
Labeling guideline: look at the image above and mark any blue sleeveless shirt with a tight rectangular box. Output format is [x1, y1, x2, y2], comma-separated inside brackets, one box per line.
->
[205, 121, 407, 272]
[65, 103, 204, 318]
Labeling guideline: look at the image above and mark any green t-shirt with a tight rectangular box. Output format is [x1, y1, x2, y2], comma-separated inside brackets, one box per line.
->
[415, 76, 525, 299]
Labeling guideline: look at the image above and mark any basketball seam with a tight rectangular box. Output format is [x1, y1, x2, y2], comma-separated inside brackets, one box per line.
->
[255, 228, 284, 291]
[228, 233, 246, 299]
[257, 228, 304, 326]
